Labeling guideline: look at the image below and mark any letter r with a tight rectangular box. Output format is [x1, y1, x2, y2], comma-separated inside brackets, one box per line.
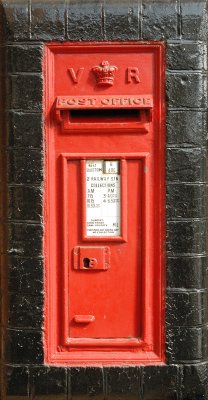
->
[127, 67, 140, 83]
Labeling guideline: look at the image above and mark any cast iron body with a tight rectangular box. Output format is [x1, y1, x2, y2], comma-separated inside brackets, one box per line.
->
[0, 0, 207, 399]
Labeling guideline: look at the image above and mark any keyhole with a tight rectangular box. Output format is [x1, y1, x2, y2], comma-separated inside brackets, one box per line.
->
[83, 258, 90, 268]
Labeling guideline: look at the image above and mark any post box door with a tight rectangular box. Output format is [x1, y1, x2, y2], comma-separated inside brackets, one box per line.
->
[67, 158, 142, 339]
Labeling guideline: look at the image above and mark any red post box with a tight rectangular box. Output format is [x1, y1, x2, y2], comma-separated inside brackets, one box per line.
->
[44, 42, 165, 365]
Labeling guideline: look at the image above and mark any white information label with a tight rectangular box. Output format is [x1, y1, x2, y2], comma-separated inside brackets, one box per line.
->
[86, 160, 121, 237]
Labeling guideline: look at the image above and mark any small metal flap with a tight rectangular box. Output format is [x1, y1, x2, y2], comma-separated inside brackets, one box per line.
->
[73, 246, 110, 270]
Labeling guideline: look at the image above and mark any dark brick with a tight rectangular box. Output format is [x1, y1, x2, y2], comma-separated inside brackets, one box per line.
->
[70, 367, 104, 400]
[7, 45, 43, 73]
[142, 0, 178, 40]
[0, 4, 4, 40]
[0, 148, 6, 184]
[31, 367, 67, 398]
[6, 329, 43, 364]
[167, 148, 207, 183]
[8, 293, 43, 329]
[67, 0, 103, 41]
[105, 367, 141, 400]
[8, 223, 43, 257]
[7, 112, 42, 148]
[0, 159, 7, 213]
[7, 149, 43, 184]
[142, 366, 179, 400]
[166, 325, 208, 362]
[31, 1, 66, 41]
[166, 184, 207, 219]
[8, 256, 43, 294]
[7, 75, 42, 111]
[6, 366, 29, 397]
[167, 43, 207, 71]
[181, 0, 207, 40]
[0, 223, 7, 253]
[167, 256, 208, 289]
[167, 73, 207, 109]
[182, 363, 208, 399]
[166, 290, 208, 327]
[167, 111, 207, 147]
[8, 186, 42, 222]
[167, 220, 207, 255]
[1, 0, 29, 41]
[104, 1, 139, 40]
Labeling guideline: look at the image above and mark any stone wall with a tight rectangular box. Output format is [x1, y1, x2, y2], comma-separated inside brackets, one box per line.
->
[0, 1, 208, 398]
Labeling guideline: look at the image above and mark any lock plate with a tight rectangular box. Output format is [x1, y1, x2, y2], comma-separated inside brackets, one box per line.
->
[73, 246, 110, 270]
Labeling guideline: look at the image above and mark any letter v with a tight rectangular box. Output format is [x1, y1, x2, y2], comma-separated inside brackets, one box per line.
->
[68, 67, 84, 84]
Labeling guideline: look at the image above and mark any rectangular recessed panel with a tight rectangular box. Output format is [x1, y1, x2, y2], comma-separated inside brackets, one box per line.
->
[45, 42, 165, 364]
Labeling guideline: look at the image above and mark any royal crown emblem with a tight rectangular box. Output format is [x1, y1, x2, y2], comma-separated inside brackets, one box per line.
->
[92, 60, 118, 87]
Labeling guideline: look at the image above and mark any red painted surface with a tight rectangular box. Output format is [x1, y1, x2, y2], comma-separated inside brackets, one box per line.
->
[44, 42, 165, 365]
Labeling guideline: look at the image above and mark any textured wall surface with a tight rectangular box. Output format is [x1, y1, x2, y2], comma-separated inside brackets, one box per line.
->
[0, 0, 208, 399]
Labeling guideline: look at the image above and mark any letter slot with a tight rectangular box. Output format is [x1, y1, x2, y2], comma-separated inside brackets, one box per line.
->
[55, 95, 152, 132]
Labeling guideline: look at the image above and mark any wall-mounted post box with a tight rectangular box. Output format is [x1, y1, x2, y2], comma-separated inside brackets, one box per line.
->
[44, 42, 165, 365]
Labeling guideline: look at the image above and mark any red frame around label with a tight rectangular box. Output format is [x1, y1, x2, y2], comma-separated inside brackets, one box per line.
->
[81, 158, 127, 242]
